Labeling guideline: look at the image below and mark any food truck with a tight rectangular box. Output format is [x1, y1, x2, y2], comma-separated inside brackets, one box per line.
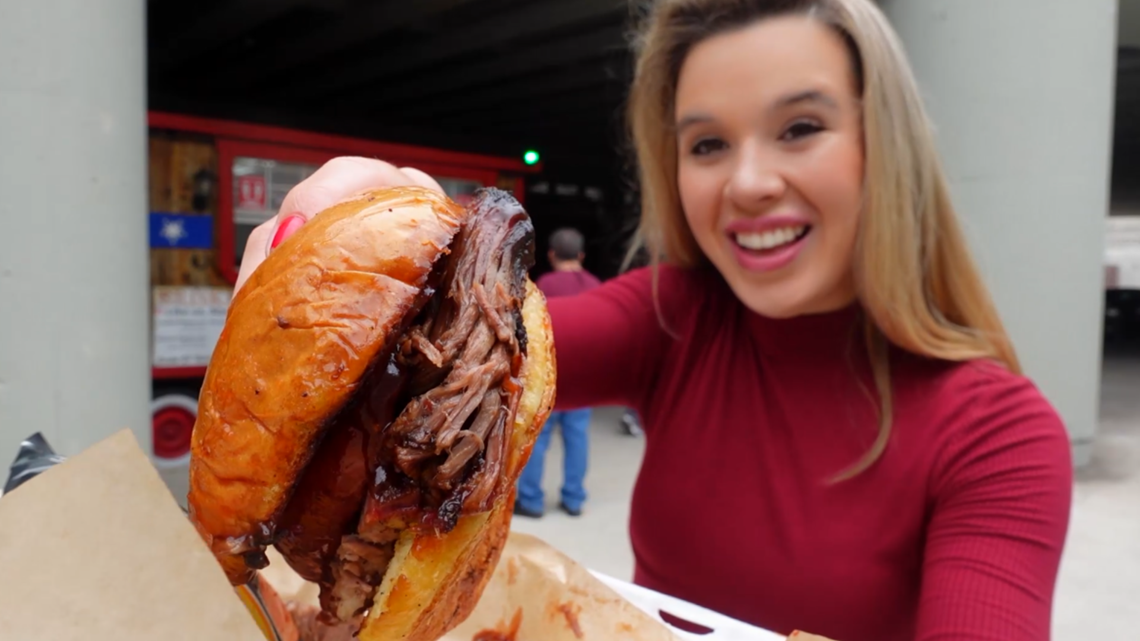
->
[146, 111, 537, 494]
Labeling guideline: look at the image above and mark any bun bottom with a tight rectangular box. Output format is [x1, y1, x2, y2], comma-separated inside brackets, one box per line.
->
[358, 490, 514, 641]
[357, 280, 556, 641]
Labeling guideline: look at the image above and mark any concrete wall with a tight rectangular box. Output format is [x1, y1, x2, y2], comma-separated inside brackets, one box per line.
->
[0, 1, 151, 472]
[880, 0, 1119, 466]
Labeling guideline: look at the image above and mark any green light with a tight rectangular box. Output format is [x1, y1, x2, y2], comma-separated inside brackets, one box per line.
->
[523, 150, 540, 165]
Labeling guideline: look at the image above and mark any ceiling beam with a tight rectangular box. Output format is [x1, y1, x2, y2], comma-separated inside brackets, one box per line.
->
[340, 26, 628, 111]
[382, 58, 628, 120]
[436, 117, 619, 154]
[209, 0, 482, 89]
[290, 0, 630, 98]
[425, 88, 625, 129]
[426, 94, 624, 132]
[152, 0, 315, 74]
[480, 128, 622, 150]
[472, 114, 622, 144]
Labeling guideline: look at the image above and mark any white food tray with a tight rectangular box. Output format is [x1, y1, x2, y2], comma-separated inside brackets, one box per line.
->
[589, 570, 784, 641]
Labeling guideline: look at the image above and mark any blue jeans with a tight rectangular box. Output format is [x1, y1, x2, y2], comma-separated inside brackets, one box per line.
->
[517, 408, 590, 512]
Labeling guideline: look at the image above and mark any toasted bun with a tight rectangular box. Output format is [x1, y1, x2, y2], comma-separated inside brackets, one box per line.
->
[188, 187, 467, 584]
[358, 279, 555, 641]
[188, 185, 556, 641]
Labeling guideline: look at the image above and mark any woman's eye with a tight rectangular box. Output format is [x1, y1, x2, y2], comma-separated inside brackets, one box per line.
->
[690, 138, 726, 156]
[780, 120, 824, 141]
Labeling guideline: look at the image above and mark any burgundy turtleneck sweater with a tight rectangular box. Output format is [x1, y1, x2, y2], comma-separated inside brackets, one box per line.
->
[546, 264, 1073, 641]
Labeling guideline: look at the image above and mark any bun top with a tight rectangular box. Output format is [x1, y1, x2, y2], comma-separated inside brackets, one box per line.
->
[188, 187, 467, 584]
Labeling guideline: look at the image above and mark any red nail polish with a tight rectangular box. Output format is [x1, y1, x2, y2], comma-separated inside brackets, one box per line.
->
[271, 215, 305, 249]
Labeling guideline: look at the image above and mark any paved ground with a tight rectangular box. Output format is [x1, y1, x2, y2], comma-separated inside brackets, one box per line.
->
[509, 348, 1140, 639]
[1053, 344, 1140, 638]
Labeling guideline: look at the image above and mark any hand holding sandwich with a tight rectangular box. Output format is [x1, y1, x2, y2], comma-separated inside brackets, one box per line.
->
[235, 157, 442, 294]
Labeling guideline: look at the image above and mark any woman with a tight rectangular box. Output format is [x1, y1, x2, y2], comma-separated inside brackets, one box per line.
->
[237, 1, 1073, 639]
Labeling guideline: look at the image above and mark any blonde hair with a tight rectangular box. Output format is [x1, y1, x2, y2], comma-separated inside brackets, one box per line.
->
[626, 0, 1021, 481]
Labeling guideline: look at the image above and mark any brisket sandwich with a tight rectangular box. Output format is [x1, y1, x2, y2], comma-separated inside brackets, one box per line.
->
[187, 186, 556, 641]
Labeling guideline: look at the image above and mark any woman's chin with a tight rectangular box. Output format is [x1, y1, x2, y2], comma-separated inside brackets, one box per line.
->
[702, 245, 857, 319]
[725, 275, 856, 320]
[726, 282, 809, 319]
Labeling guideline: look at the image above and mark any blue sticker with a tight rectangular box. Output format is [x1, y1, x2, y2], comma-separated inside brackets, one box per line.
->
[149, 212, 213, 249]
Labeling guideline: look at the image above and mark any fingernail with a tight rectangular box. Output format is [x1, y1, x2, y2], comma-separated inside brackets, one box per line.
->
[271, 214, 305, 249]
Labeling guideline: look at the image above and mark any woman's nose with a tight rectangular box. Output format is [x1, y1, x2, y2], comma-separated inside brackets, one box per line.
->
[725, 143, 786, 208]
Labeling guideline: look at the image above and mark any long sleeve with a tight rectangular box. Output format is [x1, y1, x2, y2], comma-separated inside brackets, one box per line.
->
[544, 266, 678, 412]
[916, 367, 1074, 641]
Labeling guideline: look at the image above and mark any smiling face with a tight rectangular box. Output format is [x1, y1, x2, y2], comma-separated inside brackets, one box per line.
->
[674, 15, 865, 319]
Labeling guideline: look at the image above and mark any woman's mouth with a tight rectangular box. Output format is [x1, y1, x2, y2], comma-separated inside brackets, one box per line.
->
[728, 225, 811, 273]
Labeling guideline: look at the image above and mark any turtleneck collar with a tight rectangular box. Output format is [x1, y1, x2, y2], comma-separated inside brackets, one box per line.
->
[743, 299, 866, 363]
[682, 265, 867, 363]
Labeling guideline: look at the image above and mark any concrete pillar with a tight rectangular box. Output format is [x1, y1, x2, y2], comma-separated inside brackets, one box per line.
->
[879, 0, 1118, 466]
[0, 2, 150, 472]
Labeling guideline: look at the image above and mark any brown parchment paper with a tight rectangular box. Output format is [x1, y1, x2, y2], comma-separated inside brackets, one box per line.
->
[0, 429, 265, 641]
[260, 531, 684, 641]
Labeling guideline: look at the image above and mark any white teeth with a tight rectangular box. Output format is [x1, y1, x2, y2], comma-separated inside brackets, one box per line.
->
[734, 226, 806, 251]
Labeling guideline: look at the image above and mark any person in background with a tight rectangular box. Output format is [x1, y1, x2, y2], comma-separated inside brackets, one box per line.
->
[513, 228, 602, 518]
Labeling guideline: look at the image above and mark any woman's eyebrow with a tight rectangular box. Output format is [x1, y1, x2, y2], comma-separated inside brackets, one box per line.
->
[675, 112, 713, 133]
[772, 89, 839, 111]
[675, 89, 839, 132]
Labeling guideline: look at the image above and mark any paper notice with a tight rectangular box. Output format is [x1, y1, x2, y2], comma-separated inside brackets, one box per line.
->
[152, 285, 231, 367]
[0, 429, 265, 641]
